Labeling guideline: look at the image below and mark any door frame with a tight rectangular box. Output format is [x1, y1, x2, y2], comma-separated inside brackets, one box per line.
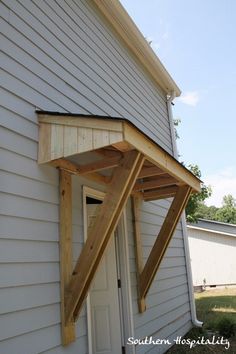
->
[83, 186, 135, 354]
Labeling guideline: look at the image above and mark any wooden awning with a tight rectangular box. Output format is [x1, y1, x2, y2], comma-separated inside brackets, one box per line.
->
[38, 112, 200, 194]
[37, 112, 201, 345]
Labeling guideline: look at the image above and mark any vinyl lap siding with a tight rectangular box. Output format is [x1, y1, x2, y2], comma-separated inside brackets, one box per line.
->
[0, 0, 172, 152]
[0, 147, 88, 352]
[0, 0, 189, 353]
[126, 199, 192, 353]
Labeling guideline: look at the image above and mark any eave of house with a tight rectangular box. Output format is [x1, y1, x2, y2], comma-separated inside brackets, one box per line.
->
[92, 0, 181, 97]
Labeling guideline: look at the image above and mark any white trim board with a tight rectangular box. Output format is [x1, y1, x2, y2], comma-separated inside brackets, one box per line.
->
[187, 225, 236, 238]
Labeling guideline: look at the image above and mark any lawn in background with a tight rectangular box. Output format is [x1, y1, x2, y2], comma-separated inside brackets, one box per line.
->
[167, 288, 236, 353]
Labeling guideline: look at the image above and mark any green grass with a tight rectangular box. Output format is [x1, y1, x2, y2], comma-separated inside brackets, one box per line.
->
[195, 290, 236, 332]
[167, 288, 236, 353]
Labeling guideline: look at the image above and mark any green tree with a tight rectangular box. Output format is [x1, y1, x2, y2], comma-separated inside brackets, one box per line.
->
[196, 203, 219, 220]
[215, 194, 236, 224]
[185, 164, 212, 223]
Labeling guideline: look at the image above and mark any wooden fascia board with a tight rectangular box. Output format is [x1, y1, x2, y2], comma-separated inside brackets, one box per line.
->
[92, 0, 181, 97]
[123, 123, 201, 193]
[64, 151, 144, 324]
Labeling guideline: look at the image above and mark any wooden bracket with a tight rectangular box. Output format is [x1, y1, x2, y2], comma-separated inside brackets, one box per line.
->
[135, 185, 192, 312]
[51, 158, 109, 185]
[59, 169, 76, 345]
[63, 150, 144, 329]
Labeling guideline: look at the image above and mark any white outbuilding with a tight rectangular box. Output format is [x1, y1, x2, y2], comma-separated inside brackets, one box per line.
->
[187, 219, 236, 289]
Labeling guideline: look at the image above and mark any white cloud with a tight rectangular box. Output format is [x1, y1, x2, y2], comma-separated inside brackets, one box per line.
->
[178, 91, 200, 106]
[204, 167, 236, 207]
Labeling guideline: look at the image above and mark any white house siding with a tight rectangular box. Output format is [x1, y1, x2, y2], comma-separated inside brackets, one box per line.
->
[0, 1, 191, 353]
[188, 227, 236, 287]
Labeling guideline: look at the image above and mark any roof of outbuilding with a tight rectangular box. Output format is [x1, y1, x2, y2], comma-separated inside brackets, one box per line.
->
[187, 219, 236, 238]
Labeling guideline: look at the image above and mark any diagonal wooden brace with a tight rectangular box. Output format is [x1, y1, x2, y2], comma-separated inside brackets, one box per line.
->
[64, 150, 144, 325]
[73, 152, 144, 322]
[139, 185, 192, 304]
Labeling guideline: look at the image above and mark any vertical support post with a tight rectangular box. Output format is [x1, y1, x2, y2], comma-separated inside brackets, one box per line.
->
[132, 195, 146, 313]
[59, 169, 76, 345]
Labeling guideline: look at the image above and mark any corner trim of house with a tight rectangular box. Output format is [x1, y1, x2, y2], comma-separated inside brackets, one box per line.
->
[167, 95, 203, 328]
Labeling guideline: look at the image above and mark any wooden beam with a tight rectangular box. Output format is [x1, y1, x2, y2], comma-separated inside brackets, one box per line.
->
[132, 195, 146, 313]
[143, 185, 178, 201]
[138, 166, 165, 179]
[76, 156, 122, 174]
[124, 123, 201, 192]
[64, 151, 144, 324]
[133, 176, 177, 192]
[59, 170, 76, 345]
[50, 159, 109, 185]
[139, 185, 191, 300]
[111, 141, 132, 152]
[51, 158, 80, 173]
[95, 147, 123, 158]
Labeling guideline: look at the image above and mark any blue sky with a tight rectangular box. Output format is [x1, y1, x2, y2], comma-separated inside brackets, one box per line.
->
[120, 0, 236, 206]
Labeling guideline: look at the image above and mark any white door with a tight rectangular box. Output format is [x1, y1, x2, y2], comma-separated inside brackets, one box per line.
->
[87, 203, 122, 354]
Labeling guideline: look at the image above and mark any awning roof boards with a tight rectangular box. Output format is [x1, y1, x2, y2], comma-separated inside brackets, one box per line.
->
[37, 112, 201, 196]
[37, 112, 201, 345]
